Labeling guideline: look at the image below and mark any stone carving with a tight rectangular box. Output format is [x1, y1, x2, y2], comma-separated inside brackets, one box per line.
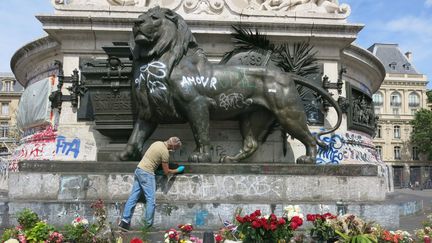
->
[54, 0, 146, 5]
[117, 7, 342, 164]
[253, 0, 349, 13]
[183, 0, 225, 14]
[106, 0, 140, 6]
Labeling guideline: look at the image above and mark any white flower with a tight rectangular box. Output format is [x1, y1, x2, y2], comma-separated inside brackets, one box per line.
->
[284, 205, 304, 220]
[5, 239, 19, 243]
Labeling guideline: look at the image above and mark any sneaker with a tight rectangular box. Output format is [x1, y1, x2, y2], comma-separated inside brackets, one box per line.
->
[118, 220, 130, 231]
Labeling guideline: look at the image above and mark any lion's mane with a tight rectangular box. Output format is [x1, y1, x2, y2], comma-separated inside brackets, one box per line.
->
[132, 7, 202, 121]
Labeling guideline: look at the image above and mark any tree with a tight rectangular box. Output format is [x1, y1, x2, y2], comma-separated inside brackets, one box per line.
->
[427, 90, 432, 103]
[410, 108, 432, 160]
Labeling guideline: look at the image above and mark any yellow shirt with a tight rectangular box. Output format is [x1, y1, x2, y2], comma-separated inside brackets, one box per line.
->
[137, 141, 169, 175]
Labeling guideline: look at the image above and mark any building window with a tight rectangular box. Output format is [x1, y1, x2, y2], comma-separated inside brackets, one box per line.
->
[412, 146, 419, 160]
[393, 108, 400, 115]
[375, 107, 381, 114]
[0, 122, 9, 138]
[4, 81, 12, 92]
[408, 92, 420, 107]
[394, 125, 400, 139]
[394, 146, 401, 160]
[372, 92, 383, 106]
[376, 125, 382, 138]
[403, 63, 411, 71]
[390, 92, 401, 106]
[1, 103, 9, 116]
[376, 145, 382, 158]
[0, 147, 8, 154]
[389, 62, 397, 70]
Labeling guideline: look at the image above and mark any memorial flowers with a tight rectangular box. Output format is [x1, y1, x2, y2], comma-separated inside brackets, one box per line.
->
[234, 206, 304, 242]
[327, 214, 377, 243]
[164, 224, 202, 243]
[415, 213, 432, 242]
[376, 229, 413, 243]
[306, 212, 338, 242]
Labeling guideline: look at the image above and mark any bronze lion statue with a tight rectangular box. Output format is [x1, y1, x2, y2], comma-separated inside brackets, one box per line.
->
[117, 6, 341, 164]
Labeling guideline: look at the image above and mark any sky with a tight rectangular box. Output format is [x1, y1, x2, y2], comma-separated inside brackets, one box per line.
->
[0, 0, 431, 88]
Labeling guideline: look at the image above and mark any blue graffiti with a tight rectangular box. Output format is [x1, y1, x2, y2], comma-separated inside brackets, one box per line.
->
[317, 134, 344, 164]
[56, 136, 81, 159]
[195, 210, 208, 226]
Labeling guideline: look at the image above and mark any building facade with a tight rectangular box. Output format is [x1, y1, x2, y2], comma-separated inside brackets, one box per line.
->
[0, 72, 23, 157]
[370, 44, 430, 188]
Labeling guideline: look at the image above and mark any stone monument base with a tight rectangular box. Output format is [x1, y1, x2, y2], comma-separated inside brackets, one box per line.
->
[1, 161, 398, 230]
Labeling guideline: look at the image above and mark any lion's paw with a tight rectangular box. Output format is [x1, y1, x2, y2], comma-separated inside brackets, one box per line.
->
[219, 156, 239, 163]
[188, 152, 211, 163]
[296, 155, 315, 164]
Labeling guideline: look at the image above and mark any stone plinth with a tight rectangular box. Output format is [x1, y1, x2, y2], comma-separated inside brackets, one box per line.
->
[1, 161, 398, 229]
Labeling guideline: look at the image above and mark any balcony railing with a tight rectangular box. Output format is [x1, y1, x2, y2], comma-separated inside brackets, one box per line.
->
[390, 101, 401, 106]
[408, 102, 420, 107]
[373, 101, 383, 106]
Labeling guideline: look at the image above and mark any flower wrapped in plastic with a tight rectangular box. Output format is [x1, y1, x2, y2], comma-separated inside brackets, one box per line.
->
[72, 216, 89, 227]
[165, 228, 180, 243]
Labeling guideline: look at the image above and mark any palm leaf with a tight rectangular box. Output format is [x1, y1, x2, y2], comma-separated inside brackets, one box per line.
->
[220, 25, 274, 64]
[275, 42, 320, 77]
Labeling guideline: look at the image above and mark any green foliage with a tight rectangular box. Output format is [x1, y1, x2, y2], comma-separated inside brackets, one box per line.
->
[63, 223, 97, 243]
[336, 231, 377, 243]
[17, 208, 40, 230]
[0, 228, 19, 242]
[410, 108, 432, 159]
[427, 90, 432, 103]
[310, 219, 337, 241]
[139, 219, 151, 241]
[25, 221, 55, 243]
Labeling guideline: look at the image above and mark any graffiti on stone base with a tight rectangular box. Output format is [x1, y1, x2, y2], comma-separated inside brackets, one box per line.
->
[13, 125, 95, 161]
[317, 131, 381, 164]
[56, 136, 81, 159]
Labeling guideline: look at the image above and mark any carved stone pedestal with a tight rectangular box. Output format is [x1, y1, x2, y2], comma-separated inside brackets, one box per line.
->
[2, 161, 398, 230]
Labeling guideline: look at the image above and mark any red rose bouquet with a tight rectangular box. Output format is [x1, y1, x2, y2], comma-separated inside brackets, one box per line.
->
[235, 207, 303, 242]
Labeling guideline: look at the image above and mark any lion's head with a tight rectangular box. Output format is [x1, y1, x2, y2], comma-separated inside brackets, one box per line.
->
[132, 6, 198, 75]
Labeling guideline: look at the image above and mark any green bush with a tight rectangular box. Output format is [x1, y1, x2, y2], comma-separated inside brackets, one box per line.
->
[25, 221, 55, 242]
[0, 228, 19, 242]
[64, 223, 97, 243]
[17, 208, 39, 230]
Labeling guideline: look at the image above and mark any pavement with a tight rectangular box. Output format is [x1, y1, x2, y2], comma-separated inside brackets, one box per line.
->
[387, 188, 432, 232]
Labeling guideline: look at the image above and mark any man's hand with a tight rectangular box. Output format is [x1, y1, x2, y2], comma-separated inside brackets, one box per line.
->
[176, 165, 185, 173]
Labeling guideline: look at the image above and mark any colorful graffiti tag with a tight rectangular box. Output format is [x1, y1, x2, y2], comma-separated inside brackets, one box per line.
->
[316, 131, 381, 165]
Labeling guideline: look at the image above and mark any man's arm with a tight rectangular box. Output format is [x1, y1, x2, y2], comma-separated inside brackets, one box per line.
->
[161, 162, 182, 175]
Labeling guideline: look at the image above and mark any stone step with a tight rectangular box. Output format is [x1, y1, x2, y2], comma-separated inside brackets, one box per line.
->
[17, 160, 379, 176]
[113, 230, 218, 243]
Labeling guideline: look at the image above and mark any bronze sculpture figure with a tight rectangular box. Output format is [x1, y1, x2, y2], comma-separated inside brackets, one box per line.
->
[117, 6, 342, 164]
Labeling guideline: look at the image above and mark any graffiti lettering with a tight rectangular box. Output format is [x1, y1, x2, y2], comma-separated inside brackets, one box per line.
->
[56, 136, 81, 159]
[181, 76, 217, 90]
[135, 61, 167, 92]
[317, 134, 344, 164]
[219, 93, 253, 110]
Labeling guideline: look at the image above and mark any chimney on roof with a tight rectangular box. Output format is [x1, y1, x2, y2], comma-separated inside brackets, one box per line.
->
[405, 51, 412, 61]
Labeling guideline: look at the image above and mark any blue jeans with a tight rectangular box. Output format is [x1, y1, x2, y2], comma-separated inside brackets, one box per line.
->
[121, 168, 156, 226]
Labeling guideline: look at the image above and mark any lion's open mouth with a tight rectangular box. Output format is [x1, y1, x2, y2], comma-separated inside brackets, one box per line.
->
[134, 32, 152, 44]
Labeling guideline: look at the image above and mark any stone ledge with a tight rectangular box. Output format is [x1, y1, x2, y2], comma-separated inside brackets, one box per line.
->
[4, 201, 399, 230]
[18, 161, 378, 176]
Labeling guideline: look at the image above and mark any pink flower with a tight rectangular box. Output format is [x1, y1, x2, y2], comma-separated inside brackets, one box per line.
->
[18, 234, 27, 243]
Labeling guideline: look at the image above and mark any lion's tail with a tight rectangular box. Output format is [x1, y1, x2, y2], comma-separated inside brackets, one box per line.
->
[292, 74, 342, 148]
